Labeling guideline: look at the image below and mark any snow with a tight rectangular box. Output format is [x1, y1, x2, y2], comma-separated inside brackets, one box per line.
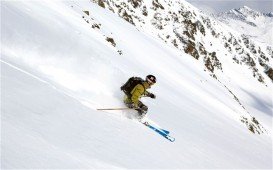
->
[1, 1, 272, 169]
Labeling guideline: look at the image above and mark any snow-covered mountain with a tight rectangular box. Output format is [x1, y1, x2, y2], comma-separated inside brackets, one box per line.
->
[93, 0, 273, 85]
[1, 0, 272, 169]
[214, 6, 273, 45]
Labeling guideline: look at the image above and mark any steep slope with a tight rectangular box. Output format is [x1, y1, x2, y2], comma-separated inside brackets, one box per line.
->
[1, 1, 272, 169]
[215, 6, 273, 45]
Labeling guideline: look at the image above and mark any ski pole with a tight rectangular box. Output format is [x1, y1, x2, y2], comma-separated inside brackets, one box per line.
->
[96, 107, 132, 111]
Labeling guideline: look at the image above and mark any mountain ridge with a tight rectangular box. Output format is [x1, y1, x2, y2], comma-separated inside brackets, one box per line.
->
[214, 5, 273, 45]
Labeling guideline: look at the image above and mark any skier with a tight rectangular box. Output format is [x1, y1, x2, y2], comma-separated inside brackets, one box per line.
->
[121, 75, 157, 118]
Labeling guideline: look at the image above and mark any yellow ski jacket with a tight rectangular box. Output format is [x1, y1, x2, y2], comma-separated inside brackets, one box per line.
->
[130, 81, 151, 107]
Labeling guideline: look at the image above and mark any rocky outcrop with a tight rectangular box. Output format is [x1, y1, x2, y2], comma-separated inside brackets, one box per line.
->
[91, 0, 272, 84]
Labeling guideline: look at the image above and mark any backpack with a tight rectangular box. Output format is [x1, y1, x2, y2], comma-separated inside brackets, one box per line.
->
[121, 77, 144, 96]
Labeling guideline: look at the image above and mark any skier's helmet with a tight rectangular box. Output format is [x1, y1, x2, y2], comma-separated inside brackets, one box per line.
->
[146, 75, 156, 85]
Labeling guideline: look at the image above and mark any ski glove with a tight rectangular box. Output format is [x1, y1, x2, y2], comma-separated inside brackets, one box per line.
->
[149, 93, 156, 99]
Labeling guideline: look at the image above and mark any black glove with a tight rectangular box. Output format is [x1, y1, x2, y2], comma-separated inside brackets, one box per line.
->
[149, 93, 156, 99]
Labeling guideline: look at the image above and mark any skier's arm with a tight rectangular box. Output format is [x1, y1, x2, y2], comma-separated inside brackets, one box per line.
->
[144, 91, 156, 99]
[144, 91, 150, 97]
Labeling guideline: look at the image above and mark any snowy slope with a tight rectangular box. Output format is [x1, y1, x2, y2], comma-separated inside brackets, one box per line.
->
[215, 6, 273, 45]
[1, 1, 272, 169]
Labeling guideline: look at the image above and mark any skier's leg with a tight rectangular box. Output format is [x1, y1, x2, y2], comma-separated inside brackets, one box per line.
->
[136, 101, 148, 118]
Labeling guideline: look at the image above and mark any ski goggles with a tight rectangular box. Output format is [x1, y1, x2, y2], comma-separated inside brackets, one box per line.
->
[147, 78, 156, 85]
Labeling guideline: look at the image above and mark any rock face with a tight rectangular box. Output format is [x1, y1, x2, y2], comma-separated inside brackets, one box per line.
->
[90, 0, 272, 134]
[91, 0, 272, 85]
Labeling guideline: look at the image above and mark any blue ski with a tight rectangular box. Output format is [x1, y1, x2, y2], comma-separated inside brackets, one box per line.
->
[160, 129, 170, 135]
[143, 122, 175, 142]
